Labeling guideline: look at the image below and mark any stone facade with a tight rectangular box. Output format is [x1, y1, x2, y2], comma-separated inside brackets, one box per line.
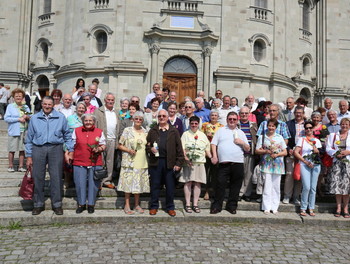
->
[0, 0, 348, 108]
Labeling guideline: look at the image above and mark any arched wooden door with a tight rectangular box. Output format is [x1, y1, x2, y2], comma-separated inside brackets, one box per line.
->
[163, 57, 197, 102]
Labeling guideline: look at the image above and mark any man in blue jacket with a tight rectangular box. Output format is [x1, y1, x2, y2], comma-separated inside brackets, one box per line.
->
[25, 96, 74, 215]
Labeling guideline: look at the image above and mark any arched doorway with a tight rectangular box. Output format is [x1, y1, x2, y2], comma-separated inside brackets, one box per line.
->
[163, 57, 197, 102]
[36, 75, 50, 98]
[300, 87, 311, 101]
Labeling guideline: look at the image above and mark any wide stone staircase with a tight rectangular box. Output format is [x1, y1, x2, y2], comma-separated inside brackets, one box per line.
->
[0, 120, 348, 227]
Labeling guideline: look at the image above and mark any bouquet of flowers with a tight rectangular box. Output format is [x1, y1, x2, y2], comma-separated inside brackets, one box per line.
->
[186, 135, 201, 164]
[334, 140, 349, 163]
[87, 137, 100, 163]
[264, 140, 283, 162]
[318, 125, 329, 142]
[303, 138, 321, 165]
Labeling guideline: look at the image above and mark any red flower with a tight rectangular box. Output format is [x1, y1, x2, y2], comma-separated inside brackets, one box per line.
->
[194, 135, 198, 140]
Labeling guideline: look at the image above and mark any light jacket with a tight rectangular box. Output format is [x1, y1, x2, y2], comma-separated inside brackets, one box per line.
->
[4, 103, 30, 136]
[25, 109, 73, 157]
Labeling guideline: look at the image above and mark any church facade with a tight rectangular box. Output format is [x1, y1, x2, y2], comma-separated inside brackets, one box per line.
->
[0, 0, 348, 107]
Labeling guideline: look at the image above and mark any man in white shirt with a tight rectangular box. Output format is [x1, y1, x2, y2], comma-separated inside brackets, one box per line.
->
[144, 83, 160, 111]
[95, 93, 119, 189]
[322, 97, 336, 124]
[57, 94, 76, 118]
[76, 84, 102, 108]
[337, 99, 350, 123]
[0, 83, 8, 119]
[242, 94, 258, 112]
[218, 95, 232, 125]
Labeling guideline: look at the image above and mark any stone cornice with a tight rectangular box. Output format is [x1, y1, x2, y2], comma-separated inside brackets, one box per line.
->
[145, 27, 219, 42]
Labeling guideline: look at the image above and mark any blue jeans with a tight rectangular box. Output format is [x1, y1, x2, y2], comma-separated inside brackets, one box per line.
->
[73, 166, 101, 206]
[300, 163, 321, 210]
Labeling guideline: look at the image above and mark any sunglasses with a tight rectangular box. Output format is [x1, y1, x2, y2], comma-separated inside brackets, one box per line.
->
[185, 106, 192, 109]
[228, 118, 238, 121]
[131, 100, 139, 103]
[158, 115, 167, 118]
[215, 92, 222, 95]
[134, 118, 142, 121]
[305, 127, 313, 130]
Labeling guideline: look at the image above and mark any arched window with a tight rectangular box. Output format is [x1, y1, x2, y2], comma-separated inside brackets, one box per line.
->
[253, 39, 266, 62]
[300, 88, 311, 101]
[41, 42, 48, 62]
[302, 57, 310, 76]
[255, 0, 267, 8]
[95, 31, 107, 54]
[163, 57, 197, 74]
[302, 1, 310, 31]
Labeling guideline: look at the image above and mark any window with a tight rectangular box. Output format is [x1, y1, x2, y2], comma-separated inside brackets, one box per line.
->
[44, 0, 52, 14]
[302, 1, 310, 31]
[96, 31, 107, 54]
[41, 42, 48, 62]
[255, 0, 267, 8]
[302, 58, 310, 76]
[253, 40, 265, 62]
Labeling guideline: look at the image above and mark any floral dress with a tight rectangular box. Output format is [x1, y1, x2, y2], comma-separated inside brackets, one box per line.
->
[117, 127, 150, 193]
[256, 133, 287, 175]
[201, 122, 223, 142]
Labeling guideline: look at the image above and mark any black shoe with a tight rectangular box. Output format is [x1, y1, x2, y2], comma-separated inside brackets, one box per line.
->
[242, 196, 251, 202]
[238, 196, 242, 201]
[76, 205, 86, 214]
[87, 205, 95, 214]
[226, 208, 237, 214]
[210, 208, 221, 214]
[53, 207, 63, 215]
[32, 207, 45, 215]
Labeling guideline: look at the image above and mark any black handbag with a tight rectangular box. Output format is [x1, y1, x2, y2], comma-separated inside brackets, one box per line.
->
[93, 167, 108, 181]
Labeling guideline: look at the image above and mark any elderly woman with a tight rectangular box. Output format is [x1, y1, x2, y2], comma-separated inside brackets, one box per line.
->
[167, 102, 183, 136]
[201, 109, 224, 200]
[294, 121, 322, 216]
[67, 102, 87, 132]
[211, 98, 222, 109]
[326, 117, 350, 218]
[144, 98, 160, 129]
[255, 119, 287, 214]
[51, 89, 63, 110]
[180, 116, 211, 213]
[117, 111, 149, 214]
[311, 111, 323, 138]
[71, 114, 106, 214]
[81, 92, 96, 114]
[4, 88, 31, 172]
[182, 101, 202, 131]
[119, 97, 131, 120]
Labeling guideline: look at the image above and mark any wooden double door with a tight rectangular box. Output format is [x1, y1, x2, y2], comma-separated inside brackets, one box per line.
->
[163, 73, 197, 102]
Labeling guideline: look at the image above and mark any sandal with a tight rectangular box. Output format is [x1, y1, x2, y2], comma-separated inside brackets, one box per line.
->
[309, 210, 315, 217]
[134, 206, 144, 214]
[344, 213, 350, 218]
[123, 207, 134, 215]
[334, 211, 341, 217]
[184, 206, 192, 213]
[192, 206, 201, 213]
[300, 210, 307, 216]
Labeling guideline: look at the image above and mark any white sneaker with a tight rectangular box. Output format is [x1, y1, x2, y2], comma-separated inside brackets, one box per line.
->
[263, 210, 270, 215]
[18, 167, 26, 172]
[272, 210, 278, 215]
[294, 199, 301, 206]
[282, 198, 289, 204]
[8, 167, 15, 172]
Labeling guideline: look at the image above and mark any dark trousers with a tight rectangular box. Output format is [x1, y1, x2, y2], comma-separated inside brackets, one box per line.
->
[149, 158, 175, 211]
[211, 162, 244, 211]
[32, 144, 63, 208]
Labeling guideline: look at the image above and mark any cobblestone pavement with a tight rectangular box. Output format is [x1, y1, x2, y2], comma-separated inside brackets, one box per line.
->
[1, 221, 350, 264]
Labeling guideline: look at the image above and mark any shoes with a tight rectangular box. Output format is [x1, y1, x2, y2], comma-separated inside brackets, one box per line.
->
[32, 207, 45, 215]
[167, 210, 176, 217]
[8, 167, 15, 172]
[76, 205, 86, 214]
[343, 213, 350, 218]
[210, 208, 221, 214]
[192, 206, 201, 213]
[282, 197, 290, 204]
[53, 207, 63, 215]
[272, 210, 278, 215]
[242, 196, 251, 202]
[294, 199, 301, 206]
[123, 207, 134, 215]
[103, 184, 115, 189]
[264, 210, 270, 215]
[18, 167, 27, 172]
[184, 206, 192, 213]
[334, 211, 341, 217]
[309, 210, 316, 217]
[134, 206, 144, 214]
[87, 205, 95, 214]
[226, 208, 237, 214]
[256, 197, 262, 203]
[149, 209, 158, 215]
[300, 210, 307, 216]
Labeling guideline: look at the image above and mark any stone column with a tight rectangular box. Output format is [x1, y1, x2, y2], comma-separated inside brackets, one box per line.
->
[202, 45, 213, 98]
[149, 42, 160, 87]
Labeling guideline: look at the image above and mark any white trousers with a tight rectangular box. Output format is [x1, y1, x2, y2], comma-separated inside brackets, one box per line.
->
[262, 173, 281, 211]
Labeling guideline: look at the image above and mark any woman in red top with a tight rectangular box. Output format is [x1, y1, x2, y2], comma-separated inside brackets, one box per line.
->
[71, 114, 106, 214]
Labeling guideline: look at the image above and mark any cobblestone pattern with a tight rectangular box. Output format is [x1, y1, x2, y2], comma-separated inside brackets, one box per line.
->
[0, 222, 350, 263]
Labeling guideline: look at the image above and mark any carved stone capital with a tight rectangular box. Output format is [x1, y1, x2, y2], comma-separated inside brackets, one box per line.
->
[150, 43, 160, 54]
[203, 46, 213, 57]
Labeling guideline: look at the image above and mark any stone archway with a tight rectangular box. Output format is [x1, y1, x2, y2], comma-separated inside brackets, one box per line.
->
[36, 75, 50, 98]
[163, 56, 197, 102]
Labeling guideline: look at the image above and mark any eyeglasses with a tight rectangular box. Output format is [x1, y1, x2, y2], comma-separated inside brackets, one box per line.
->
[240, 112, 249, 115]
[134, 118, 142, 121]
[131, 100, 139, 103]
[228, 118, 238, 121]
[185, 106, 192, 109]
[190, 122, 199, 125]
[215, 92, 222, 95]
[158, 115, 167, 118]
[305, 127, 313, 130]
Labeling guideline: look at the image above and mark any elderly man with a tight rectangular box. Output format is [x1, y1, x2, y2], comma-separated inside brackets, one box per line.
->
[25, 96, 73, 215]
[144, 83, 160, 111]
[238, 106, 258, 202]
[194, 97, 211, 123]
[337, 100, 350, 123]
[146, 109, 184, 216]
[242, 94, 258, 112]
[326, 110, 340, 133]
[322, 97, 336, 124]
[146, 89, 168, 111]
[257, 104, 291, 144]
[218, 95, 233, 125]
[281, 97, 295, 122]
[197, 91, 211, 109]
[210, 111, 250, 214]
[95, 92, 119, 189]
[282, 106, 305, 205]
[78, 84, 102, 108]
[209, 90, 223, 107]
[57, 94, 76, 118]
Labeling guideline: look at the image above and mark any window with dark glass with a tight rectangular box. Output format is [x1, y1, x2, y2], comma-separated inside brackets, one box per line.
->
[253, 40, 265, 62]
[255, 0, 267, 8]
[302, 2, 310, 30]
[303, 58, 310, 75]
[96, 31, 107, 54]
[44, 0, 52, 13]
[41, 42, 48, 62]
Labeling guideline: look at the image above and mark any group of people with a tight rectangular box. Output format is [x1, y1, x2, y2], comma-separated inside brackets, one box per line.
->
[3, 79, 350, 218]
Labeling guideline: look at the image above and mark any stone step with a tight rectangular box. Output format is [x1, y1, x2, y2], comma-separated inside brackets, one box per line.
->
[0, 196, 337, 214]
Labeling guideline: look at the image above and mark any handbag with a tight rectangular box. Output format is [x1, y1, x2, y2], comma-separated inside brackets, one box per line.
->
[19, 168, 34, 200]
[293, 138, 304, 181]
[93, 167, 108, 181]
